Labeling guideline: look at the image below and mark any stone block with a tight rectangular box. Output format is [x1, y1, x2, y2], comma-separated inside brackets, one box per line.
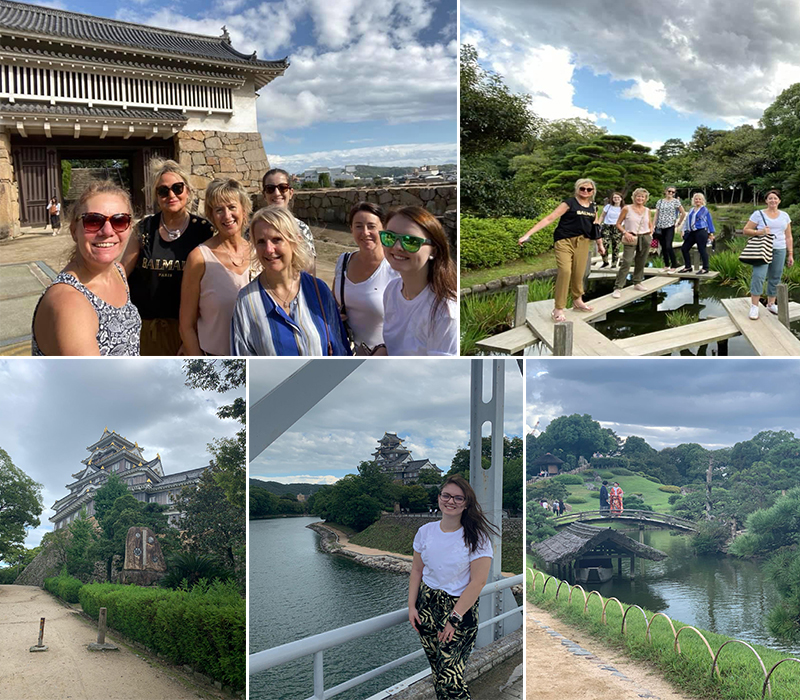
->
[189, 174, 212, 191]
[192, 153, 206, 165]
[207, 156, 219, 166]
[219, 157, 237, 173]
[189, 130, 206, 140]
[243, 148, 265, 163]
[0, 160, 13, 181]
[178, 139, 205, 152]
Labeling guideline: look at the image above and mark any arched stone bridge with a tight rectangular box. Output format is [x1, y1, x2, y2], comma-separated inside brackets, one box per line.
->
[552, 509, 698, 532]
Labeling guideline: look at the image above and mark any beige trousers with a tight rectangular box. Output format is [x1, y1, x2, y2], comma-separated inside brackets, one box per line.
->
[554, 236, 591, 309]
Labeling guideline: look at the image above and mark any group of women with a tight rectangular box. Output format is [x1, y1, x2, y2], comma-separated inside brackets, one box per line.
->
[519, 178, 793, 323]
[31, 161, 457, 356]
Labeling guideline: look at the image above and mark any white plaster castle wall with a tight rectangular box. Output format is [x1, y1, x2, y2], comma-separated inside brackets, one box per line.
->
[184, 77, 258, 133]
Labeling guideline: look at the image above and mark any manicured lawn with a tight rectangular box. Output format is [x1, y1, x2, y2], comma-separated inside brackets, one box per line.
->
[460, 252, 556, 287]
[560, 474, 676, 514]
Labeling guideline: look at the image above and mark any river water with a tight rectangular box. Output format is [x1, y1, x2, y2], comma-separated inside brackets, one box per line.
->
[578, 525, 799, 656]
[249, 517, 428, 700]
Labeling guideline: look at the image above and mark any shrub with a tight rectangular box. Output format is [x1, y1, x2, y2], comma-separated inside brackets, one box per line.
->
[644, 474, 662, 483]
[552, 474, 584, 485]
[44, 572, 83, 604]
[588, 491, 601, 499]
[565, 495, 587, 504]
[0, 566, 21, 584]
[623, 495, 652, 511]
[460, 216, 555, 270]
[668, 494, 681, 505]
[79, 580, 244, 691]
[599, 471, 614, 479]
[610, 467, 634, 476]
[659, 485, 682, 494]
[691, 522, 729, 556]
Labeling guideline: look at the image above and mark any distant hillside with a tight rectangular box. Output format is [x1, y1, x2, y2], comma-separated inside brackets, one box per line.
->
[350, 164, 456, 178]
[249, 479, 324, 498]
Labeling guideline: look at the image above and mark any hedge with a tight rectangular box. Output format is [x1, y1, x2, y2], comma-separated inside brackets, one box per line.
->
[43, 573, 83, 604]
[552, 474, 584, 485]
[460, 215, 557, 270]
[79, 581, 245, 691]
[658, 485, 682, 494]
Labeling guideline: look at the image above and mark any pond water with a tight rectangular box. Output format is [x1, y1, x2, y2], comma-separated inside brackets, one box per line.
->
[544, 526, 799, 656]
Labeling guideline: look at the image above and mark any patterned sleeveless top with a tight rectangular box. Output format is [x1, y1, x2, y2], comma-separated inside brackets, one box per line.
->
[32, 263, 141, 356]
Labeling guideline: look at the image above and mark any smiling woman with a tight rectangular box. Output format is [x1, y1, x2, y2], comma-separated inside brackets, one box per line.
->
[31, 180, 141, 356]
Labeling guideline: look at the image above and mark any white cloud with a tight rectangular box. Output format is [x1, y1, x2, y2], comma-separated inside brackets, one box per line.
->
[621, 79, 667, 110]
[268, 141, 457, 171]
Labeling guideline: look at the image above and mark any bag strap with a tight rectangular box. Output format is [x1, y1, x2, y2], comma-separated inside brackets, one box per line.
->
[311, 275, 334, 356]
[759, 210, 770, 233]
[339, 252, 351, 313]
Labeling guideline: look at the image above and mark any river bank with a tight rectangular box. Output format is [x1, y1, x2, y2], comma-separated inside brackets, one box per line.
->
[307, 522, 413, 575]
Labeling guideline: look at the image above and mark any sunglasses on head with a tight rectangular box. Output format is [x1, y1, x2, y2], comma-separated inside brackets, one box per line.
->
[264, 183, 292, 195]
[579, 186, 594, 192]
[80, 212, 132, 233]
[379, 230, 432, 253]
[156, 182, 185, 198]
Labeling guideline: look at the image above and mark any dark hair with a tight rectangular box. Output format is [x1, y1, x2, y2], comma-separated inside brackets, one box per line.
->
[261, 168, 292, 190]
[386, 206, 456, 322]
[765, 189, 781, 200]
[602, 480, 608, 485]
[348, 201, 386, 227]
[440, 475, 499, 553]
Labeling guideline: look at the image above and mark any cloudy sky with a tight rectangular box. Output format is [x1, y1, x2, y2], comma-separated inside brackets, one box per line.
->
[0, 359, 243, 550]
[526, 358, 800, 451]
[43, 0, 457, 172]
[248, 359, 524, 484]
[462, 0, 800, 152]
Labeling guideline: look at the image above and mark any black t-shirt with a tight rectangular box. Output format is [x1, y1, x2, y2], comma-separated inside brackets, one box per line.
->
[128, 213, 214, 320]
[553, 197, 597, 242]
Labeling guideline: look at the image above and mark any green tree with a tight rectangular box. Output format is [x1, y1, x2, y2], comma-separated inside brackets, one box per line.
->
[460, 44, 535, 157]
[760, 83, 800, 204]
[0, 448, 43, 563]
[532, 414, 617, 471]
[65, 509, 98, 580]
[92, 472, 129, 523]
[318, 172, 331, 188]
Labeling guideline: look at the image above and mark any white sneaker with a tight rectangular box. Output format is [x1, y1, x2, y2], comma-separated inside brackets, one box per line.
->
[612, 290, 621, 299]
[749, 305, 759, 320]
[633, 283, 647, 291]
[767, 303, 778, 315]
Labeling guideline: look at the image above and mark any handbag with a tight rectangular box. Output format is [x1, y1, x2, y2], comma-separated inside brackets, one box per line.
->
[739, 212, 774, 266]
[338, 252, 356, 348]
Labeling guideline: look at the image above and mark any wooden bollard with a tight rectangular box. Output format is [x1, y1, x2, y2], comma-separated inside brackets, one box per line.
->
[97, 607, 107, 645]
[29, 617, 48, 652]
[553, 322, 574, 356]
[777, 283, 790, 328]
[514, 285, 527, 328]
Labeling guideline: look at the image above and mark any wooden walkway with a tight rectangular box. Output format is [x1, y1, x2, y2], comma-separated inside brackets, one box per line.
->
[476, 274, 800, 356]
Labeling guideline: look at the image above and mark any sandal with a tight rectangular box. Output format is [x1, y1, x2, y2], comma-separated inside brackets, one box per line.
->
[551, 308, 566, 323]
[573, 302, 593, 312]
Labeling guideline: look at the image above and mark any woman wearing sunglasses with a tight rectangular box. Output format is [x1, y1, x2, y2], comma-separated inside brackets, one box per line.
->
[518, 178, 604, 322]
[123, 159, 213, 355]
[32, 180, 141, 355]
[408, 475, 496, 700]
[231, 206, 350, 356]
[180, 178, 253, 356]
[333, 202, 399, 353]
[261, 169, 316, 261]
[377, 206, 457, 355]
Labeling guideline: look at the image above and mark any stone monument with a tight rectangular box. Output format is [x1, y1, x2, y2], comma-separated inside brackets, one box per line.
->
[118, 526, 167, 586]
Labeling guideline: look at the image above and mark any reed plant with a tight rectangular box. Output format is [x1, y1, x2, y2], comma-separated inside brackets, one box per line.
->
[665, 309, 700, 328]
[526, 566, 800, 700]
[460, 292, 514, 355]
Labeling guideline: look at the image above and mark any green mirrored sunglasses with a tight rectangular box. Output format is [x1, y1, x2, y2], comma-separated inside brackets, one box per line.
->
[379, 230, 432, 253]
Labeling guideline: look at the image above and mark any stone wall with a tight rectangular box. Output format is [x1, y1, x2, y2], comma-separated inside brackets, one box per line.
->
[290, 184, 457, 225]
[0, 132, 20, 240]
[174, 130, 269, 215]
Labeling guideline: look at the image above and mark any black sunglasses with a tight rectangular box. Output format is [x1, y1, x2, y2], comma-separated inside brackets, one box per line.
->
[156, 182, 186, 198]
[264, 183, 292, 195]
[80, 212, 132, 233]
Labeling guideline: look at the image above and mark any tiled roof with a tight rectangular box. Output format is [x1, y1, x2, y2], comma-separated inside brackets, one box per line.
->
[1, 102, 187, 122]
[0, 0, 288, 70]
[158, 467, 207, 485]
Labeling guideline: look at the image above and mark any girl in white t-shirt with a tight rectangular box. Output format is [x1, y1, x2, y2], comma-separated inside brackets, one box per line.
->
[743, 190, 794, 319]
[408, 475, 496, 699]
[376, 206, 457, 356]
[333, 202, 399, 353]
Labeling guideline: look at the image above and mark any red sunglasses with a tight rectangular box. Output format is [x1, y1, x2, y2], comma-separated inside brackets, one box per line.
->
[80, 212, 132, 233]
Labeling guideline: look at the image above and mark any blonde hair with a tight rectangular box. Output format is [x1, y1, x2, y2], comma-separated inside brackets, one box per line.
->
[150, 158, 193, 210]
[204, 178, 253, 223]
[691, 192, 707, 206]
[631, 188, 650, 202]
[250, 205, 312, 274]
[574, 178, 596, 199]
[67, 180, 134, 264]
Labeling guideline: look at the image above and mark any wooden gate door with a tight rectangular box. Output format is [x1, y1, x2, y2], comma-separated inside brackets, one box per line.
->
[13, 146, 59, 225]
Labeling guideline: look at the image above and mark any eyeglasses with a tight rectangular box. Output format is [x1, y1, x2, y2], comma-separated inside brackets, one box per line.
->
[156, 182, 186, 198]
[667, 190, 676, 194]
[379, 230, 433, 253]
[264, 183, 292, 195]
[80, 212, 132, 233]
[578, 187, 594, 193]
[439, 492, 465, 504]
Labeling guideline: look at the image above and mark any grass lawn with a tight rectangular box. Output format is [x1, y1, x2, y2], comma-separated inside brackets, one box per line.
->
[560, 474, 676, 514]
[460, 251, 556, 287]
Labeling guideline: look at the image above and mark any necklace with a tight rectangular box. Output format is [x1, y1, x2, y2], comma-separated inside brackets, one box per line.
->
[224, 246, 246, 267]
[265, 276, 298, 310]
[160, 214, 189, 241]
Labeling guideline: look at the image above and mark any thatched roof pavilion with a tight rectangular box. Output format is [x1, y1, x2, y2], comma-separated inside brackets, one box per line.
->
[532, 522, 667, 581]
[531, 452, 564, 476]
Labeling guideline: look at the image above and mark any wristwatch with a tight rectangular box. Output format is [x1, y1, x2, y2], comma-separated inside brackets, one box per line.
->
[448, 610, 463, 628]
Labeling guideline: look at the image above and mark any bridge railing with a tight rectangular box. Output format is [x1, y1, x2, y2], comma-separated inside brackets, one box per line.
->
[551, 509, 697, 530]
[249, 574, 523, 700]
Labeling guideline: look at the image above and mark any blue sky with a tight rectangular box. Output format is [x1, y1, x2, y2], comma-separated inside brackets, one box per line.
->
[462, 0, 800, 153]
[37, 0, 457, 172]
